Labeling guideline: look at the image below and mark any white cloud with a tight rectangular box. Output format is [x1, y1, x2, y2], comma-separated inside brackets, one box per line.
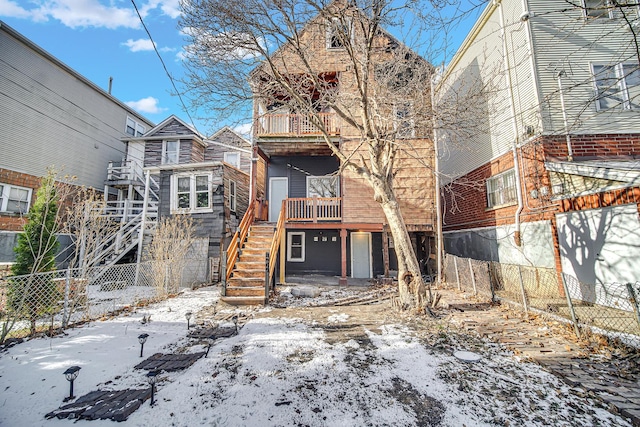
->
[140, 0, 181, 19]
[0, 0, 32, 19]
[233, 123, 252, 137]
[125, 97, 166, 114]
[122, 38, 156, 52]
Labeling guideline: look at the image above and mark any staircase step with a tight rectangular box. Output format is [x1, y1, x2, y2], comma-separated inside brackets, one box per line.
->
[220, 296, 266, 306]
[228, 277, 264, 287]
[224, 286, 265, 297]
[231, 269, 265, 279]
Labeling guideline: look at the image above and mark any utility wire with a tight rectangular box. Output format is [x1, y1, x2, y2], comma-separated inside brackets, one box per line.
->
[130, 0, 200, 135]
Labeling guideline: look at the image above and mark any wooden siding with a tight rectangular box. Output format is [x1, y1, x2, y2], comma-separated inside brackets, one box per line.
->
[0, 24, 153, 191]
[223, 164, 250, 224]
[206, 128, 253, 174]
[143, 138, 203, 167]
[150, 118, 196, 137]
[267, 156, 340, 198]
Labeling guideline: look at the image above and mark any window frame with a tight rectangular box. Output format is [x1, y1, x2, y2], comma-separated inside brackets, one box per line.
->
[125, 116, 146, 137]
[223, 152, 241, 168]
[228, 179, 237, 212]
[486, 169, 517, 209]
[593, 62, 640, 111]
[394, 102, 416, 138]
[0, 183, 32, 214]
[287, 231, 305, 262]
[582, 0, 613, 19]
[326, 17, 352, 50]
[306, 175, 340, 198]
[170, 172, 213, 214]
[162, 140, 180, 165]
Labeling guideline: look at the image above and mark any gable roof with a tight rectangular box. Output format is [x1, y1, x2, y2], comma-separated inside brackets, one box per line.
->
[124, 114, 207, 147]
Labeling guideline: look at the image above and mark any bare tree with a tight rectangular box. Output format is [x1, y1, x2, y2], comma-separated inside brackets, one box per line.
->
[179, 0, 485, 308]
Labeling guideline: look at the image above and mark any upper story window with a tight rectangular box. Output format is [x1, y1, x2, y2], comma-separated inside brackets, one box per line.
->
[326, 17, 351, 49]
[171, 172, 212, 213]
[224, 152, 241, 168]
[593, 63, 640, 110]
[582, 0, 612, 19]
[0, 183, 32, 214]
[162, 140, 180, 165]
[228, 179, 237, 212]
[394, 102, 415, 138]
[307, 176, 339, 198]
[126, 117, 146, 136]
[487, 169, 517, 208]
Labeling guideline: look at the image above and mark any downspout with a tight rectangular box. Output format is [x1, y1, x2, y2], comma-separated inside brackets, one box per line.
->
[557, 72, 574, 161]
[430, 73, 444, 284]
[497, 0, 524, 246]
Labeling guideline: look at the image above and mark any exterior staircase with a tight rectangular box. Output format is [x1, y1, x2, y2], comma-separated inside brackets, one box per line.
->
[221, 223, 276, 305]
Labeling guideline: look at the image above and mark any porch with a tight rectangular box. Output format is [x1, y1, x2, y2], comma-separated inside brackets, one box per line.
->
[256, 112, 340, 137]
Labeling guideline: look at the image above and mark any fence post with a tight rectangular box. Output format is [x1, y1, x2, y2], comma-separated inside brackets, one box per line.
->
[453, 256, 461, 291]
[517, 265, 529, 315]
[561, 274, 581, 339]
[468, 258, 477, 295]
[264, 252, 270, 304]
[221, 250, 227, 297]
[625, 283, 640, 330]
[62, 268, 71, 329]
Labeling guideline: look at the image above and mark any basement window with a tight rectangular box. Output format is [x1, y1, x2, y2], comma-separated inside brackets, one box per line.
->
[0, 183, 31, 214]
[486, 169, 517, 208]
[287, 232, 305, 262]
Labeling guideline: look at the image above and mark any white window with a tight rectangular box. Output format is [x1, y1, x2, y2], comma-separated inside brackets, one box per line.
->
[224, 152, 241, 168]
[171, 173, 212, 213]
[287, 232, 305, 262]
[326, 17, 351, 49]
[228, 179, 237, 212]
[307, 176, 340, 198]
[162, 140, 180, 165]
[0, 183, 31, 214]
[582, 0, 612, 19]
[394, 102, 415, 138]
[593, 63, 640, 110]
[486, 169, 517, 208]
[125, 116, 146, 137]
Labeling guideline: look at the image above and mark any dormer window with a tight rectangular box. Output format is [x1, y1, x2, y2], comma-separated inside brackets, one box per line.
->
[327, 17, 351, 49]
[162, 140, 180, 164]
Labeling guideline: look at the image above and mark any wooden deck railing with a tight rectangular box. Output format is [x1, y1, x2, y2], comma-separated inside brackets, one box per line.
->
[286, 197, 342, 222]
[256, 112, 340, 137]
[225, 200, 257, 282]
[266, 200, 286, 295]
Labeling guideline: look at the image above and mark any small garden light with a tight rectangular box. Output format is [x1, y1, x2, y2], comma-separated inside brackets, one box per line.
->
[185, 311, 192, 329]
[63, 366, 81, 402]
[146, 370, 160, 406]
[138, 333, 149, 358]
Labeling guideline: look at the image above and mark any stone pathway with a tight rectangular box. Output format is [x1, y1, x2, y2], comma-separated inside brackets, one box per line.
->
[45, 389, 151, 421]
[439, 288, 640, 426]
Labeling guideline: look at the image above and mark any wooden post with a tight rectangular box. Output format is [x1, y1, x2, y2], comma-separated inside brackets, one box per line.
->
[468, 258, 477, 295]
[279, 230, 285, 285]
[339, 229, 348, 285]
[382, 229, 390, 278]
[561, 273, 580, 338]
[453, 256, 461, 291]
[517, 265, 529, 315]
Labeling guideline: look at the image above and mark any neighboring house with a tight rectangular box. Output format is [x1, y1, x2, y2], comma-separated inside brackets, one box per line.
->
[0, 20, 154, 264]
[222, 2, 436, 304]
[103, 115, 259, 285]
[434, 1, 640, 288]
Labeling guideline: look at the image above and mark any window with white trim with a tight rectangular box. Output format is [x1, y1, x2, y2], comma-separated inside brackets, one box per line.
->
[394, 102, 415, 138]
[162, 140, 180, 165]
[171, 172, 212, 213]
[582, 0, 612, 19]
[486, 169, 517, 208]
[126, 116, 146, 136]
[224, 152, 240, 168]
[287, 232, 305, 262]
[326, 17, 351, 49]
[228, 179, 237, 212]
[0, 183, 31, 214]
[307, 175, 339, 197]
[593, 63, 640, 110]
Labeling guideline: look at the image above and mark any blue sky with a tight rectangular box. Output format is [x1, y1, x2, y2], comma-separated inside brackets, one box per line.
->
[0, 0, 484, 136]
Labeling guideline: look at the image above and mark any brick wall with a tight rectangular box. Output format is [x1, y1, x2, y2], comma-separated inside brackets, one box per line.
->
[0, 168, 40, 231]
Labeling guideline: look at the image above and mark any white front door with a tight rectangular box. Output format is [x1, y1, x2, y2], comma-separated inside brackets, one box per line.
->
[269, 177, 288, 222]
[351, 232, 372, 278]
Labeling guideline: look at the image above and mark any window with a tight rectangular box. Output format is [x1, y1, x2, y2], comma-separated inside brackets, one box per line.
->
[162, 140, 180, 165]
[486, 169, 517, 208]
[593, 63, 640, 110]
[326, 17, 351, 49]
[307, 176, 339, 198]
[582, 0, 611, 18]
[287, 232, 305, 262]
[228, 179, 237, 212]
[171, 173, 212, 213]
[0, 183, 31, 214]
[394, 102, 415, 138]
[224, 152, 240, 168]
[125, 117, 146, 136]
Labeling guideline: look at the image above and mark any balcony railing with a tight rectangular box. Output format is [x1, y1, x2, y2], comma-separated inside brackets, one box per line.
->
[256, 112, 340, 137]
[286, 197, 342, 222]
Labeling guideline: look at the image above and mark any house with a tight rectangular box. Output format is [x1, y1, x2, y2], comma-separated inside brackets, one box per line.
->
[222, 1, 437, 304]
[434, 1, 640, 289]
[0, 21, 154, 265]
[103, 115, 261, 285]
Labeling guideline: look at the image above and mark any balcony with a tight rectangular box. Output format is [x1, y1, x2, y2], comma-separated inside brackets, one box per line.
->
[256, 112, 340, 137]
[285, 197, 342, 222]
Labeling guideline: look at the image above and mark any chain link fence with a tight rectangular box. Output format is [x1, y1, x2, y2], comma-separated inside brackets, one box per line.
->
[442, 253, 640, 348]
[0, 262, 179, 343]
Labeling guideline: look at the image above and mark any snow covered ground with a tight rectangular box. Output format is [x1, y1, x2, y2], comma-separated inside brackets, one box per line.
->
[0, 285, 631, 426]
